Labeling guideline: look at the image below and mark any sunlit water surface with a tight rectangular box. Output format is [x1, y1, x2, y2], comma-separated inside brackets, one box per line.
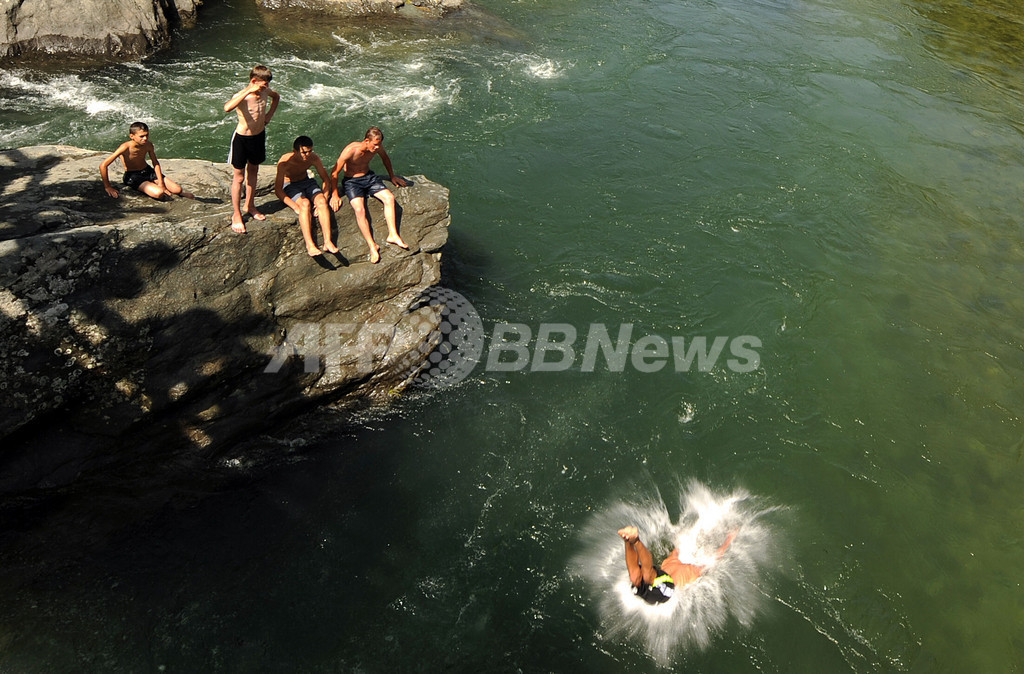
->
[1, 0, 1023, 670]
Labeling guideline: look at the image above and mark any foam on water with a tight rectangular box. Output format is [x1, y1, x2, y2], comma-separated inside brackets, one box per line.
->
[294, 78, 458, 121]
[573, 480, 785, 666]
[0, 71, 143, 119]
[508, 54, 569, 79]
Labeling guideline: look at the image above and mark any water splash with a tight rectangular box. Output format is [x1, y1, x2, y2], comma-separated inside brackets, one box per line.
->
[0, 71, 143, 119]
[506, 54, 570, 79]
[573, 480, 785, 666]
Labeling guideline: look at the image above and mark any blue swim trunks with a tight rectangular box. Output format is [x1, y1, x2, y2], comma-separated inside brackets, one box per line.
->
[283, 177, 324, 202]
[342, 171, 388, 201]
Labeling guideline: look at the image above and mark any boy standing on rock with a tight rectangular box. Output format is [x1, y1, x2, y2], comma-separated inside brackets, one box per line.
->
[224, 64, 280, 233]
[329, 126, 409, 264]
[99, 121, 194, 201]
[274, 135, 338, 257]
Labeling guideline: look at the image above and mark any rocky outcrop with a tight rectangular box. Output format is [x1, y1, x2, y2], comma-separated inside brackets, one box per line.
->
[0, 0, 467, 61]
[0, 145, 451, 490]
[0, 0, 201, 59]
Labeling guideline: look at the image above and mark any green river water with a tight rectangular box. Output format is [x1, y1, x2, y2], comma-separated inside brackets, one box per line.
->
[1, 0, 1023, 670]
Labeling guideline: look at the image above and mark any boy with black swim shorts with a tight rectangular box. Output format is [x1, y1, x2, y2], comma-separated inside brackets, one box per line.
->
[99, 121, 194, 201]
[274, 136, 338, 257]
[617, 526, 736, 604]
[328, 126, 409, 264]
[224, 64, 280, 233]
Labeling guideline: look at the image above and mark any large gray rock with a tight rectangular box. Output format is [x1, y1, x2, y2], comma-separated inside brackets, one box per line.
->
[0, 0, 200, 59]
[0, 145, 452, 490]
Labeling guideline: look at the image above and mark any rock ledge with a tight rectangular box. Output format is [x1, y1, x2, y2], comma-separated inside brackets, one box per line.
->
[0, 145, 451, 490]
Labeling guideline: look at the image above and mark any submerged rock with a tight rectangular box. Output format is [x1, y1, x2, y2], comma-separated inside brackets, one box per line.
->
[256, 0, 463, 17]
[0, 145, 451, 490]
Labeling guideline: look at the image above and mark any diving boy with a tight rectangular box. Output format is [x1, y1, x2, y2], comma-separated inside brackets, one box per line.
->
[99, 121, 194, 200]
[328, 126, 408, 264]
[224, 64, 280, 233]
[274, 136, 338, 257]
[617, 526, 736, 605]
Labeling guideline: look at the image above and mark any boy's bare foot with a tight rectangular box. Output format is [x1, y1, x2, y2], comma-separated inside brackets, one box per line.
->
[246, 209, 266, 221]
[385, 235, 409, 249]
[182, 191, 196, 200]
[306, 244, 323, 257]
[231, 221, 246, 234]
[617, 526, 639, 543]
[324, 242, 340, 254]
[368, 246, 381, 264]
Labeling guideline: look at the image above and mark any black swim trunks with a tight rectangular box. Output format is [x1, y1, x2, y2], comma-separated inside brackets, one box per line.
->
[342, 171, 388, 201]
[633, 567, 676, 605]
[123, 167, 158, 191]
[228, 130, 267, 170]
[283, 177, 324, 202]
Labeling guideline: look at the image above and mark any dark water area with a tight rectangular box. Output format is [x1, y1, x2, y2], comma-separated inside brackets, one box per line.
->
[2, 0, 1024, 670]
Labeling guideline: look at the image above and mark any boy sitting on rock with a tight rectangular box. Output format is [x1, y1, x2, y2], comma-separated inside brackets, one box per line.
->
[99, 121, 194, 201]
[274, 135, 338, 257]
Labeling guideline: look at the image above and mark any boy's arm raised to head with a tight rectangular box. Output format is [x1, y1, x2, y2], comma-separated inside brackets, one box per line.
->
[224, 82, 258, 113]
[99, 142, 130, 198]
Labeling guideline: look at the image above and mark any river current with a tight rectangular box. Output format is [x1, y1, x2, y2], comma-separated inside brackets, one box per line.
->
[1, 0, 1023, 671]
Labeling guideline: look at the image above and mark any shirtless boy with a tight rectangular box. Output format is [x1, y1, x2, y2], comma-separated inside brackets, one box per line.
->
[224, 64, 280, 233]
[274, 136, 338, 257]
[617, 526, 736, 605]
[99, 122, 194, 201]
[329, 126, 408, 264]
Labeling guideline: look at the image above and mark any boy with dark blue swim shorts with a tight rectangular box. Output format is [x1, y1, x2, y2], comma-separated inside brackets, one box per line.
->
[274, 136, 338, 257]
[329, 126, 409, 264]
[99, 121, 194, 201]
[224, 64, 280, 233]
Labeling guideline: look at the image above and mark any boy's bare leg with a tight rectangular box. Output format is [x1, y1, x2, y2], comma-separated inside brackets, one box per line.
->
[162, 177, 195, 200]
[314, 194, 339, 254]
[349, 197, 380, 264]
[633, 538, 658, 585]
[619, 527, 642, 587]
[230, 167, 246, 232]
[244, 163, 265, 221]
[376, 189, 408, 249]
[618, 526, 657, 586]
[139, 181, 168, 201]
[296, 198, 321, 256]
